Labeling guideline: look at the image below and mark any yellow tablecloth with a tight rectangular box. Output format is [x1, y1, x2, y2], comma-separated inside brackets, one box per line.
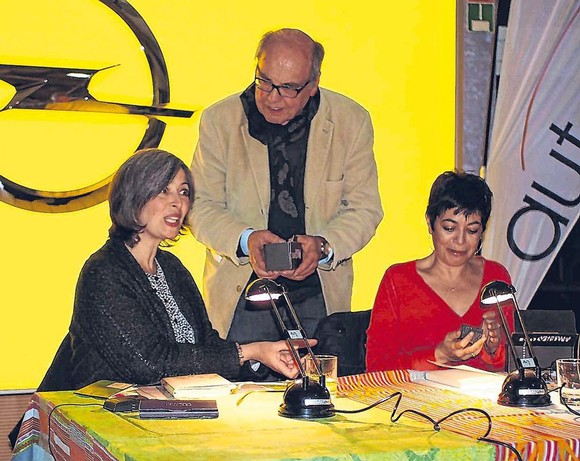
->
[13, 389, 493, 460]
[12, 371, 580, 460]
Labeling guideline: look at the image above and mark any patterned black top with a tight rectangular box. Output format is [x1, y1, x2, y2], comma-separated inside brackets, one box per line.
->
[146, 260, 196, 344]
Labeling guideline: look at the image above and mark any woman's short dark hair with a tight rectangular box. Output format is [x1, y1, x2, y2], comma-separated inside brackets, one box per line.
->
[426, 171, 493, 231]
[108, 148, 193, 247]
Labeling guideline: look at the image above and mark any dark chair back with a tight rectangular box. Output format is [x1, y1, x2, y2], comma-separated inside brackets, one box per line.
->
[313, 310, 371, 376]
[507, 309, 579, 371]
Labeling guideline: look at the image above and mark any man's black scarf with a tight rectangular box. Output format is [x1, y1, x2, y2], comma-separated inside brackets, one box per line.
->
[240, 83, 320, 240]
[240, 84, 322, 301]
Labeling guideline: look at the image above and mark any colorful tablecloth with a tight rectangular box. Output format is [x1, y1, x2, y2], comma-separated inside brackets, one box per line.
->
[12, 371, 580, 461]
[340, 371, 580, 461]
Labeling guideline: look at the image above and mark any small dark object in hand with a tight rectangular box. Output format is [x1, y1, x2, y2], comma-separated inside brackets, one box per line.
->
[460, 324, 483, 344]
[264, 242, 302, 271]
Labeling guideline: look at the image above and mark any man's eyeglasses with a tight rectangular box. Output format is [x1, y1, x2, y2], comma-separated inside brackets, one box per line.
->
[254, 75, 311, 99]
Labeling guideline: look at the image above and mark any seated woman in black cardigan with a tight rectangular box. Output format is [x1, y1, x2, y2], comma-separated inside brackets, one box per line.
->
[12, 148, 309, 447]
[67, 148, 312, 388]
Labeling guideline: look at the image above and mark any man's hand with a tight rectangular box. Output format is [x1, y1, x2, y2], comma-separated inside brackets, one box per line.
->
[247, 230, 285, 278]
[278, 235, 322, 281]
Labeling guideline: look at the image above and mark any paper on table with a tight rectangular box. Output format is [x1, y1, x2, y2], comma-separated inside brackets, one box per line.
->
[74, 380, 135, 399]
[135, 385, 172, 400]
[234, 381, 290, 392]
[427, 361, 502, 374]
[234, 381, 290, 407]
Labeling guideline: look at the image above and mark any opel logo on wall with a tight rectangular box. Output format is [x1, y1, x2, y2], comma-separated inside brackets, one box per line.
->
[0, 0, 193, 212]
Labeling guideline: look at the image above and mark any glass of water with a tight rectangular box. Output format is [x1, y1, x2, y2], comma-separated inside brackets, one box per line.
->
[556, 358, 580, 407]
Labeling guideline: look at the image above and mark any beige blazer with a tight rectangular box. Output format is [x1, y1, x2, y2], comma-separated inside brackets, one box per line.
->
[190, 88, 383, 338]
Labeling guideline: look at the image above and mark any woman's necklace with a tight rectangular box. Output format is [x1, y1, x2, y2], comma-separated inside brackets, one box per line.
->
[447, 279, 463, 293]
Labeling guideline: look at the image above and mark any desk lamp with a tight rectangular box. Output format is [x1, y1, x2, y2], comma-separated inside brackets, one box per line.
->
[480, 280, 551, 407]
[245, 278, 335, 419]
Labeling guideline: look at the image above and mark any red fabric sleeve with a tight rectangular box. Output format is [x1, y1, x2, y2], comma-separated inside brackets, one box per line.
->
[366, 259, 515, 373]
[366, 269, 403, 372]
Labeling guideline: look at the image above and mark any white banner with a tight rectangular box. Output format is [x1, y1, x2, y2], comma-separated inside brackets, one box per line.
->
[483, 0, 580, 308]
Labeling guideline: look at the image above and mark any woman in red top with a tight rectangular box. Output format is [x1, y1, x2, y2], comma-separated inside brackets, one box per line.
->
[366, 171, 514, 372]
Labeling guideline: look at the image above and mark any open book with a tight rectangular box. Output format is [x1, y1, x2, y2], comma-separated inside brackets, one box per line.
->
[160, 373, 236, 398]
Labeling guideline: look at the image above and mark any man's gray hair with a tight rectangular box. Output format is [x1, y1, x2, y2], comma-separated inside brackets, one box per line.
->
[255, 28, 325, 81]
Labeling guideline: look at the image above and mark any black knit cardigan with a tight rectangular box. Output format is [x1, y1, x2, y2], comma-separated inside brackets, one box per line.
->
[66, 238, 242, 388]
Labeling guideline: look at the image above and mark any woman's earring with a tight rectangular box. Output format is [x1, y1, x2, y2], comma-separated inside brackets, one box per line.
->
[476, 239, 483, 255]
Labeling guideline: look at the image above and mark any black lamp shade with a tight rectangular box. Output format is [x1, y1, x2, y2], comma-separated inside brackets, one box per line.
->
[245, 279, 284, 306]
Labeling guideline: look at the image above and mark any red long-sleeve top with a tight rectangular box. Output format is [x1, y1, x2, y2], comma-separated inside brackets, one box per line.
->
[366, 258, 514, 372]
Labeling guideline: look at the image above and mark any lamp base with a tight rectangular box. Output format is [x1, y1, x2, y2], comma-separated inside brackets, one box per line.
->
[278, 377, 335, 419]
[498, 368, 551, 407]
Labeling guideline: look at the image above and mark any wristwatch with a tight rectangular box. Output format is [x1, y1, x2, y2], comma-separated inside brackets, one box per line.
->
[319, 237, 332, 260]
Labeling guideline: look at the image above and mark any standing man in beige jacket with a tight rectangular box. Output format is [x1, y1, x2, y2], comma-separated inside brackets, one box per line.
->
[190, 28, 382, 375]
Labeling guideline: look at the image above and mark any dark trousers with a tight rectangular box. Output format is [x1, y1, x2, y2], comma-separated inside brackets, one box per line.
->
[227, 290, 326, 380]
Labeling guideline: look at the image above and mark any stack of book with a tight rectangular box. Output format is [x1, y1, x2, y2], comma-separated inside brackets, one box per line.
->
[160, 373, 236, 399]
[96, 374, 234, 419]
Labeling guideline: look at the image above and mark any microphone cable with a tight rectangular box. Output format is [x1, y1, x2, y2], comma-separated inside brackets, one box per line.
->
[335, 391, 523, 461]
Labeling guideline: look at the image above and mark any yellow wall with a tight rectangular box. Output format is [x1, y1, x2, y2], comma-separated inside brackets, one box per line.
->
[0, 0, 454, 389]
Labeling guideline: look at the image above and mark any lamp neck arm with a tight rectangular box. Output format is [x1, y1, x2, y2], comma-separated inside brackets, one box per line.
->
[512, 302, 537, 358]
[495, 301, 521, 367]
[281, 292, 323, 376]
[267, 296, 307, 377]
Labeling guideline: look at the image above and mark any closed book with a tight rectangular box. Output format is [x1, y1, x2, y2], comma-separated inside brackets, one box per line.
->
[160, 373, 236, 398]
[139, 399, 219, 419]
[422, 365, 506, 399]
